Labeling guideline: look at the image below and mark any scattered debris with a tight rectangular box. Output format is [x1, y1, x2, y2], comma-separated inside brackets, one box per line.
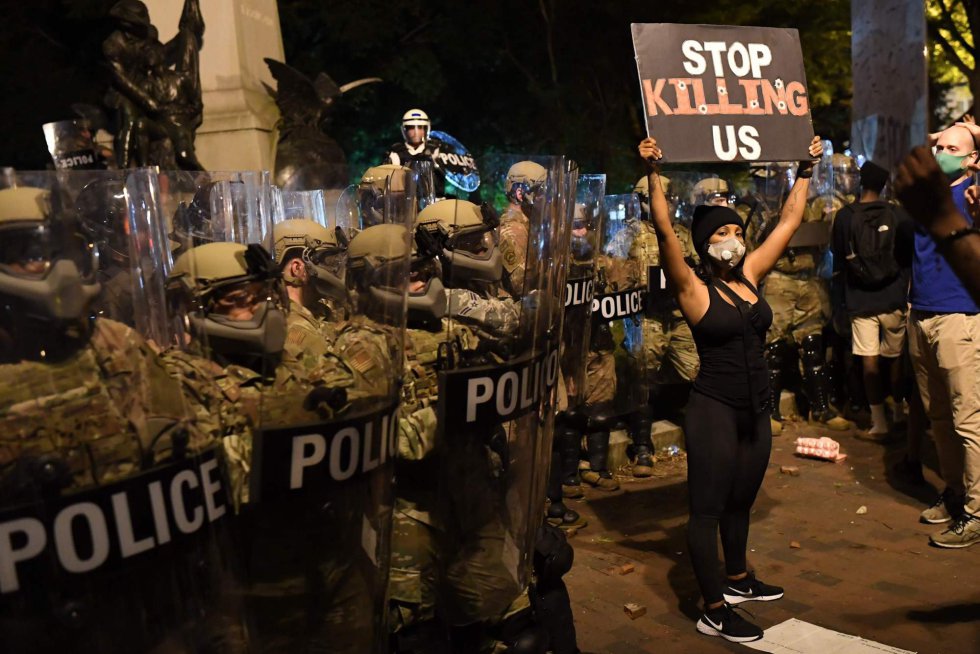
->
[624, 603, 647, 619]
[619, 563, 635, 575]
[795, 436, 847, 462]
[790, 541, 802, 549]
[856, 505, 868, 515]
[780, 465, 800, 476]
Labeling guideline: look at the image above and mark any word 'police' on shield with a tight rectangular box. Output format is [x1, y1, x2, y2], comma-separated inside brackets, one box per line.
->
[631, 23, 814, 163]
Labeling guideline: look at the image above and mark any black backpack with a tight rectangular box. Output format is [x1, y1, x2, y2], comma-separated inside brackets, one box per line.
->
[844, 202, 900, 287]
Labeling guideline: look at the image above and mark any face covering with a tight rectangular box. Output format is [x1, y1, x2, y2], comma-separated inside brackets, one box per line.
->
[706, 237, 745, 268]
[936, 151, 972, 181]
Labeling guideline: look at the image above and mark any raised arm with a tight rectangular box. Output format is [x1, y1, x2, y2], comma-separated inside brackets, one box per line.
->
[637, 138, 699, 303]
[896, 145, 980, 306]
[743, 136, 823, 284]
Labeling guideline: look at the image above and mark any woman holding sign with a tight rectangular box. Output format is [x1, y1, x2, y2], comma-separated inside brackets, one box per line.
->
[638, 134, 822, 643]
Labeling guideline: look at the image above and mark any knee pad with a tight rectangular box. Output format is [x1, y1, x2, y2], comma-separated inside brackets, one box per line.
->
[800, 334, 824, 368]
[497, 608, 549, 654]
[533, 522, 574, 584]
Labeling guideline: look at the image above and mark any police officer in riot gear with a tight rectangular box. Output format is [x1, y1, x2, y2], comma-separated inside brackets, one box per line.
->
[272, 217, 348, 353]
[0, 182, 246, 654]
[762, 153, 855, 433]
[499, 161, 547, 298]
[385, 109, 446, 196]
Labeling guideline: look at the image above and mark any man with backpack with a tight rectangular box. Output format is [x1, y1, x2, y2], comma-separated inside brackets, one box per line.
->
[831, 161, 914, 436]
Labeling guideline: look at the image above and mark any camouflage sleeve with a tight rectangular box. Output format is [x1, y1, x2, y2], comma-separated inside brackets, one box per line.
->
[398, 406, 438, 461]
[446, 288, 521, 335]
[499, 222, 529, 294]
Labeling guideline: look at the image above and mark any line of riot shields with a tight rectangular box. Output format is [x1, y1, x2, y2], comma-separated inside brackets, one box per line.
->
[0, 147, 860, 653]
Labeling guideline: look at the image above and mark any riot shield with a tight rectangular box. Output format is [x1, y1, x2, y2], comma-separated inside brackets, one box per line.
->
[160, 170, 275, 257]
[0, 170, 246, 654]
[430, 129, 481, 194]
[166, 168, 413, 653]
[423, 154, 575, 637]
[562, 174, 606, 410]
[338, 165, 419, 232]
[42, 119, 105, 170]
[596, 194, 647, 419]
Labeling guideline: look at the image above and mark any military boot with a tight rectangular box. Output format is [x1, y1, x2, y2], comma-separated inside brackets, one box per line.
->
[765, 342, 789, 436]
[557, 425, 585, 499]
[630, 407, 655, 478]
[582, 429, 619, 491]
[546, 449, 587, 529]
[800, 334, 849, 431]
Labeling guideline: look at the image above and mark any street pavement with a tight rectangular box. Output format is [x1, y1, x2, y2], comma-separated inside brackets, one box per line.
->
[564, 419, 980, 654]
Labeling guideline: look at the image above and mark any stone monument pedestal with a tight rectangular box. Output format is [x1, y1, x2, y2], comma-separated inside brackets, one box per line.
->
[148, 0, 283, 171]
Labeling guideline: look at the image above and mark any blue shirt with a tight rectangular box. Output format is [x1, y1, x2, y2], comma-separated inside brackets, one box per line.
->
[909, 180, 980, 313]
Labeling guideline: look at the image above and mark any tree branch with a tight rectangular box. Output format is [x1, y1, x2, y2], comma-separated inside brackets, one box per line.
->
[929, 22, 975, 78]
[934, 0, 976, 56]
[538, 0, 559, 88]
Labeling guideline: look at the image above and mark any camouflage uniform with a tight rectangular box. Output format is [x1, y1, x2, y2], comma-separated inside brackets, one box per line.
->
[761, 189, 854, 430]
[498, 205, 529, 297]
[628, 219, 700, 384]
[0, 319, 247, 654]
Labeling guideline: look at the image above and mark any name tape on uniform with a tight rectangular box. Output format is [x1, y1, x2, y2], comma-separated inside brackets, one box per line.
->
[592, 288, 646, 322]
[250, 400, 400, 503]
[440, 345, 560, 428]
[0, 448, 229, 596]
[565, 277, 595, 309]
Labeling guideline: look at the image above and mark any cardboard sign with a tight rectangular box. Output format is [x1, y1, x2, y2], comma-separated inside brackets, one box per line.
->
[631, 23, 814, 163]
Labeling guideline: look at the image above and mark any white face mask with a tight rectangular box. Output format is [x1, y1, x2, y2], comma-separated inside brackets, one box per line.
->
[706, 237, 745, 268]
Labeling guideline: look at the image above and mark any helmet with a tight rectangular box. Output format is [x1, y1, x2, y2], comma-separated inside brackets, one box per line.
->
[690, 177, 732, 207]
[347, 223, 442, 324]
[505, 161, 547, 204]
[273, 218, 346, 301]
[358, 164, 414, 227]
[401, 109, 431, 145]
[415, 199, 501, 284]
[171, 183, 220, 251]
[0, 186, 100, 322]
[832, 153, 860, 195]
[76, 179, 130, 262]
[168, 241, 286, 366]
[749, 163, 776, 179]
[633, 174, 672, 217]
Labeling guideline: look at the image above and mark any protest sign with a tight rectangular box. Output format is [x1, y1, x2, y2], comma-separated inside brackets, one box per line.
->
[631, 23, 814, 163]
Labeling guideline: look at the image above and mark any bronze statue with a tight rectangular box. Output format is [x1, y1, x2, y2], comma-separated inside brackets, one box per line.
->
[102, 0, 204, 170]
[264, 58, 380, 191]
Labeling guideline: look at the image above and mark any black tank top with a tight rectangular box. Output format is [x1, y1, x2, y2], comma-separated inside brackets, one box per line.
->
[690, 276, 773, 412]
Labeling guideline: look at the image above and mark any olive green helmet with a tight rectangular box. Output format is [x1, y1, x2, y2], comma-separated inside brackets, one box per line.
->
[633, 174, 671, 218]
[168, 241, 286, 365]
[415, 199, 501, 284]
[347, 223, 444, 324]
[272, 218, 347, 301]
[358, 164, 414, 227]
[0, 186, 100, 322]
[690, 177, 731, 207]
[505, 161, 548, 205]
[831, 153, 860, 196]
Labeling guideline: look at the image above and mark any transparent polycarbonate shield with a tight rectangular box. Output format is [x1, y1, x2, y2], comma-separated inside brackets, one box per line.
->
[425, 154, 575, 626]
[0, 170, 246, 654]
[407, 159, 437, 210]
[158, 170, 274, 257]
[42, 119, 105, 171]
[561, 173, 606, 410]
[597, 193, 648, 418]
[168, 168, 414, 653]
[274, 187, 330, 227]
[738, 164, 791, 249]
[430, 129, 481, 193]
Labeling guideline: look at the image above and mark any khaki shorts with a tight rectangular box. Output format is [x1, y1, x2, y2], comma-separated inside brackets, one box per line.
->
[851, 309, 907, 357]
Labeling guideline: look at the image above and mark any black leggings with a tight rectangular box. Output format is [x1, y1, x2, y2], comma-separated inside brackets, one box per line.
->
[684, 390, 772, 605]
